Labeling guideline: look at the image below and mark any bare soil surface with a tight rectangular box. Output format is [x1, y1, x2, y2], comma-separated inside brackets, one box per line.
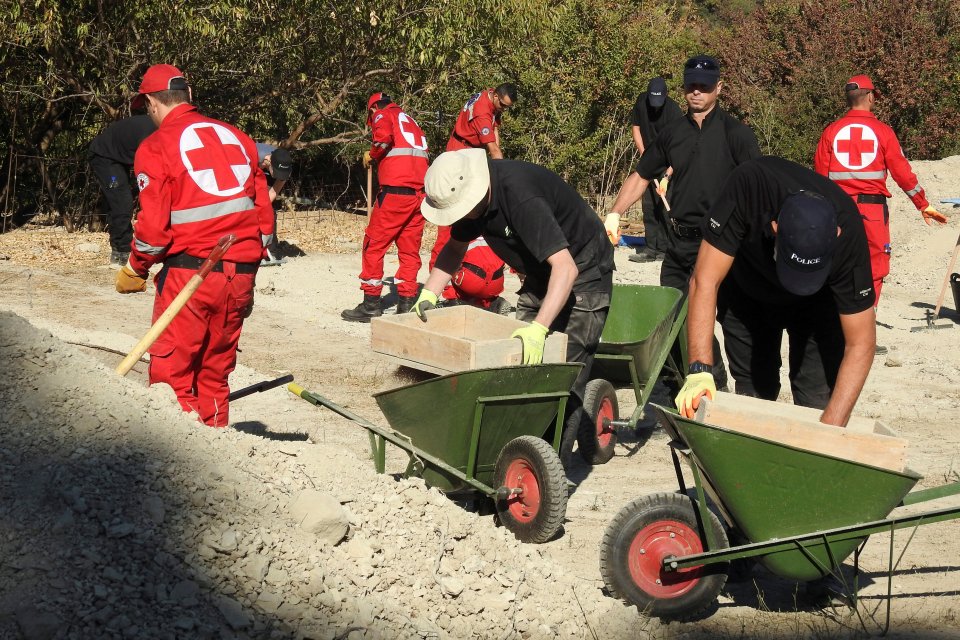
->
[1, 156, 959, 639]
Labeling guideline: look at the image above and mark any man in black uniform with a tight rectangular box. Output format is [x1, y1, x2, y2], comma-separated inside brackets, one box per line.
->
[88, 115, 157, 264]
[676, 156, 877, 427]
[606, 54, 761, 389]
[414, 148, 615, 463]
[628, 76, 683, 262]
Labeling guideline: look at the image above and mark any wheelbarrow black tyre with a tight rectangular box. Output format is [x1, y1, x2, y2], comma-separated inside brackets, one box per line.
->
[578, 378, 618, 465]
[599, 492, 728, 621]
[494, 436, 568, 544]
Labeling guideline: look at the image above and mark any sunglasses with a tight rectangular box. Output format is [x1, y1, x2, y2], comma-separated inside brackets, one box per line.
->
[844, 82, 877, 93]
[685, 58, 719, 72]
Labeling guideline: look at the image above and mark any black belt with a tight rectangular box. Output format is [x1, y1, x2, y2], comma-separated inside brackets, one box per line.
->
[460, 262, 505, 281]
[165, 253, 259, 274]
[857, 194, 887, 204]
[669, 218, 702, 240]
[379, 185, 418, 196]
[451, 131, 474, 147]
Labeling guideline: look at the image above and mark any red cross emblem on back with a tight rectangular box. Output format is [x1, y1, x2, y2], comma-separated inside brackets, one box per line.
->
[833, 124, 878, 170]
[185, 126, 249, 191]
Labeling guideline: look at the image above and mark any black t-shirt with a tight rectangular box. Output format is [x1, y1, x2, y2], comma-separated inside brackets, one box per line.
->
[88, 115, 157, 165]
[636, 106, 760, 226]
[629, 94, 683, 147]
[450, 160, 615, 296]
[703, 156, 876, 313]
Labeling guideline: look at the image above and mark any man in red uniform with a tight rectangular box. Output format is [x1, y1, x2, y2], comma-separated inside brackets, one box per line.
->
[114, 64, 273, 428]
[430, 83, 517, 308]
[342, 92, 429, 321]
[815, 74, 946, 303]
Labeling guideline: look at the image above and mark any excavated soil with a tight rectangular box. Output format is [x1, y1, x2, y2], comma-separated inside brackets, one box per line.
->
[1, 156, 959, 639]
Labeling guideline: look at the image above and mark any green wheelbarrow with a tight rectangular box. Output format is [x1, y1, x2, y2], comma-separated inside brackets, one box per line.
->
[576, 284, 688, 464]
[289, 362, 583, 543]
[600, 404, 960, 623]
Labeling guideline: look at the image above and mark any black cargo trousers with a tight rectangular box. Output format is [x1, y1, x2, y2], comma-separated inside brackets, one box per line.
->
[516, 287, 611, 469]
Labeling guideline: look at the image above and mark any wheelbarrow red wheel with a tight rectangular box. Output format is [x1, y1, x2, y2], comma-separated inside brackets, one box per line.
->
[493, 436, 568, 544]
[578, 378, 619, 465]
[600, 492, 728, 621]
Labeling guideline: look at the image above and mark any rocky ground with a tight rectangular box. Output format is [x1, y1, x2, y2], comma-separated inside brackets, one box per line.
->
[1, 156, 959, 639]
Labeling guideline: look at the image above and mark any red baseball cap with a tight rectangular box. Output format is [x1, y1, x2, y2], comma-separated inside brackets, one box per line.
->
[845, 74, 875, 92]
[132, 64, 188, 109]
[367, 92, 391, 111]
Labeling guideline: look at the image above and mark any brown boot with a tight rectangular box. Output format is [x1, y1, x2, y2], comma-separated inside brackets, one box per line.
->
[396, 296, 416, 314]
[341, 295, 382, 322]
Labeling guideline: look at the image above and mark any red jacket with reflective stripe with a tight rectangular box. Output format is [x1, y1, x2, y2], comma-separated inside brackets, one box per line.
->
[814, 109, 928, 211]
[446, 89, 499, 151]
[130, 104, 273, 274]
[369, 103, 428, 190]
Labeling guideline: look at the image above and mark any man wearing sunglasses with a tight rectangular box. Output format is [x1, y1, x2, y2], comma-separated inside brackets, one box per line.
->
[605, 54, 761, 390]
[429, 83, 519, 310]
[114, 64, 274, 428]
[815, 74, 946, 309]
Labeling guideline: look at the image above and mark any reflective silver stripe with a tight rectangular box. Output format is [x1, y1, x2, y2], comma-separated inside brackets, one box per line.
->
[393, 278, 405, 284]
[261, 233, 274, 247]
[170, 196, 255, 225]
[134, 238, 166, 255]
[905, 185, 922, 197]
[373, 142, 389, 149]
[360, 278, 382, 286]
[467, 237, 489, 250]
[828, 170, 887, 181]
[386, 148, 429, 159]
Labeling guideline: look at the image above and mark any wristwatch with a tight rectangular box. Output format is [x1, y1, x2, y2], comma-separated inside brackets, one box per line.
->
[688, 361, 713, 375]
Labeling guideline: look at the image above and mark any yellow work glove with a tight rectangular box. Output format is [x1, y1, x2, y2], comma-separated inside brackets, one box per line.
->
[655, 175, 669, 197]
[603, 212, 621, 245]
[511, 321, 549, 365]
[413, 288, 438, 322]
[362, 151, 373, 169]
[674, 372, 716, 419]
[922, 205, 947, 225]
[115, 263, 147, 294]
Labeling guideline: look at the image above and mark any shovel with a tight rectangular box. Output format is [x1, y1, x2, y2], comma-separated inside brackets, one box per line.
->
[911, 204, 960, 332]
[116, 234, 237, 376]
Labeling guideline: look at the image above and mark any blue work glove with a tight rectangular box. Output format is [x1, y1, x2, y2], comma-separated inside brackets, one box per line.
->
[413, 289, 438, 322]
[674, 372, 716, 418]
[511, 321, 549, 365]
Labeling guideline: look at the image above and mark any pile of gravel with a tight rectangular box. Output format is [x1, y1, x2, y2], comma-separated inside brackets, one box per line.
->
[0, 311, 636, 639]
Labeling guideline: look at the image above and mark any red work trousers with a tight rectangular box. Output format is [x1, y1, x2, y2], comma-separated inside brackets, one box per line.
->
[360, 191, 425, 298]
[430, 227, 505, 305]
[856, 201, 890, 303]
[148, 264, 255, 428]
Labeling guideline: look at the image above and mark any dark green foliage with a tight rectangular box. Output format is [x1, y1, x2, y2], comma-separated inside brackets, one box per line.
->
[1, 0, 957, 227]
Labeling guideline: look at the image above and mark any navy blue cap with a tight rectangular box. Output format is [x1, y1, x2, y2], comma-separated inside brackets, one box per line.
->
[683, 55, 720, 88]
[647, 77, 667, 108]
[775, 192, 838, 296]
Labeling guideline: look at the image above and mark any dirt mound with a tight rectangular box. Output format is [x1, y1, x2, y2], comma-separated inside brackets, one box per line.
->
[0, 311, 636, 639]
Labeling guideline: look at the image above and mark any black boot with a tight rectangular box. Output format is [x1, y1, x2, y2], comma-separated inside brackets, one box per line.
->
[396, 296, 416, 314]
[341, 295, 382, 323]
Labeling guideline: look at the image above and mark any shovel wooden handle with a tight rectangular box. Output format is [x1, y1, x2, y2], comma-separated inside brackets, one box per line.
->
[366, 166, 373, 215]
[654, 179, 671, 212]
[115, 234, 237, 376]
[934, 231, 960, 317]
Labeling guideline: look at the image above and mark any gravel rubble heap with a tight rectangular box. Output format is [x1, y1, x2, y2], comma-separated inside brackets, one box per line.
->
[0, 311, 637, 639]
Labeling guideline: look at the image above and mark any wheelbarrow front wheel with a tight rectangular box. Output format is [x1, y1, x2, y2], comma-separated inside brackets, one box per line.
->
[494, 436, 568, 544]
[600, 492, 728, 621]
[578, 378, 619, 464]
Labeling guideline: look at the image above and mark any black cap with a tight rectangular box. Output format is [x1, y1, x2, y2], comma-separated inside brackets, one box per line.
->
[775, 192, 838, 296]
[269, 148, 293, 180]
[646, 77, 667, 108]
[683, 55, 720, 88]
